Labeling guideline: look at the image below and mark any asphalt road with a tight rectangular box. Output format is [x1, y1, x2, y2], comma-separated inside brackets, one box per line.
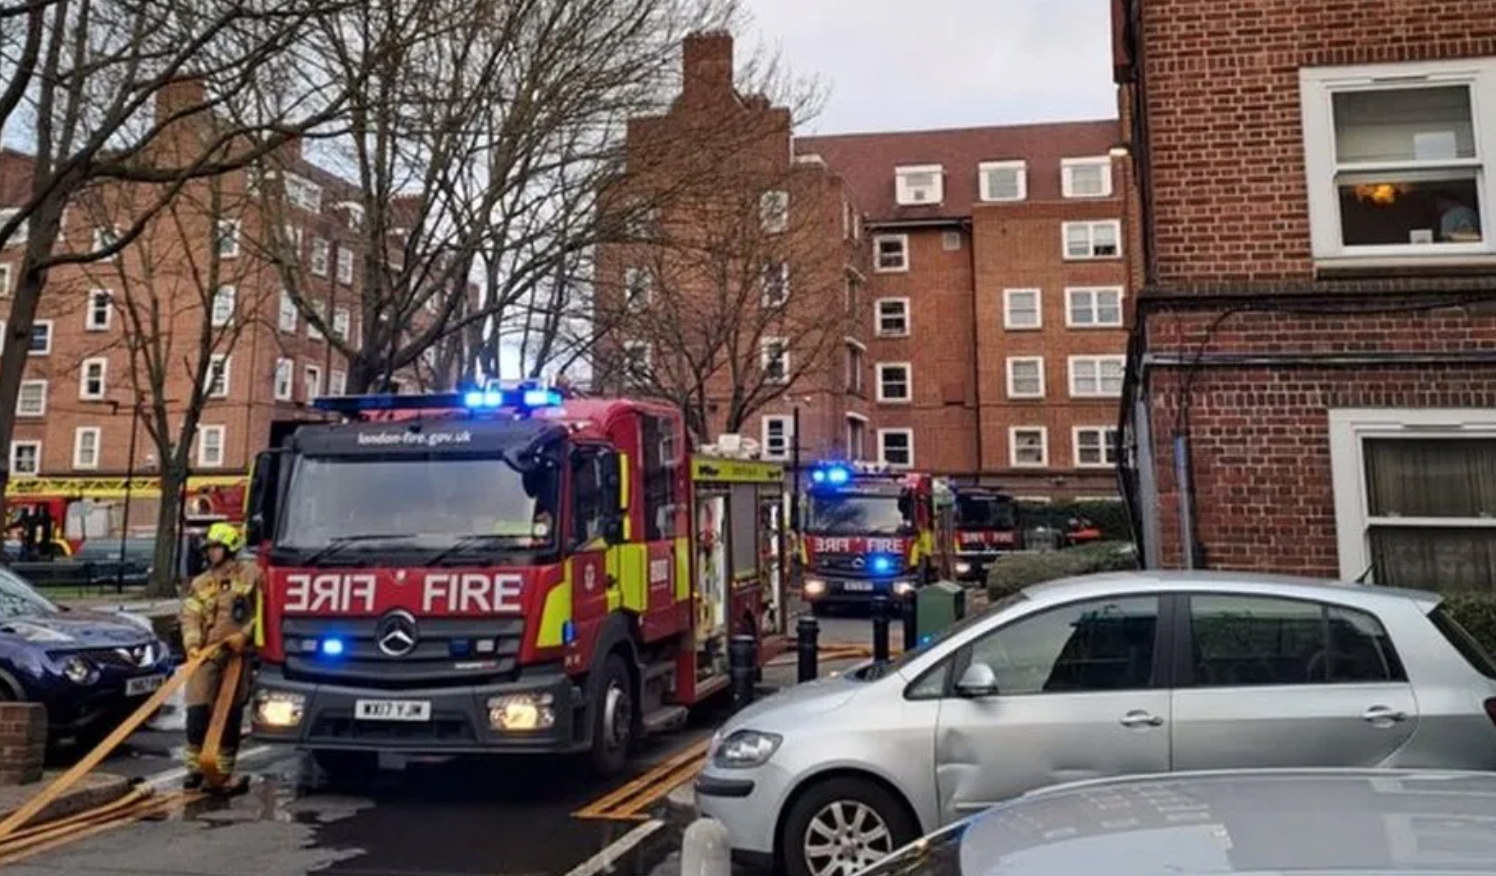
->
[11, 615, 885, 876]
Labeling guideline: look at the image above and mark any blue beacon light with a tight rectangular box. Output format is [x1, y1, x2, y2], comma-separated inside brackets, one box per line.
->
[870, 555, 894, 575]
[320, 637, 346, 657]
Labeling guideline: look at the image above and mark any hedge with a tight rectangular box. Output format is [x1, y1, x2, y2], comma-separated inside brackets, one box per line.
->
[1017, 501, 1132, 542]
[986, 540, 1139, 598]
[985, 546, 1496, 655]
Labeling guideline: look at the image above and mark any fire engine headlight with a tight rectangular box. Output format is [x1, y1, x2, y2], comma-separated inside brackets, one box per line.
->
[254, 691, 306, 728]
[893, 581, 917, 598]
[955, 561, 973, 575]
[61, 656, 98, 685]
[488, 692, 554, 732]
[803, 578, 827, 598]
[712, 729, 782, 769]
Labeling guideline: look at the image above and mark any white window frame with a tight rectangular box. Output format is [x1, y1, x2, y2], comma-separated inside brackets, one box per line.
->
[1065, 286, 1126, 328]
[0, 263, 11, 297]
[845, 413, 868, 462]
[979, 160, 1028, 202]
[206, 354, 231, 398]
[274, 357, 294, 401]
[85, 288, 112, 331]
[332, 306, 351, 341]
[1073, 426, 1119, 468]
[1329, 408, 1496, 581]
[79, 357, 107, 401]
[336, 247, 354, 284]
[761, 414, 793, 460]
[211, 285, 236, 327]
[873, 234, 909, 273]
[760, 190, 789, 234]
[1061, 157, 1114, 198]
[305, 363, 323, 401]
[1068, 355, 1127, 398]
[9, 440, 41, 476]
[942, 230, 962, 251]
[308, 301, 326, 341]
[329, 369, 347, 396]
[73, 427, 101, 470]
[93, 226, 120, 261]
[278, 291, 298, 333]
[1002, 288, 1042, 330]
[214, 219, 241, 259]
[1062, 220, 1123, 260]
[1301, 59, 1496, 265]
[310, 237, 330, 277]
[284, 173, 323, 213]
[624, 266, 653, 308]
[16, 379, 47, 416]
[0, 209, 27, 246]
[1009, 426, 1049, 468]
[28, 320, 51, 356]
[1005, 356, 1046, 399]
[878, 428, 914, 469]
[875, 297, 910, 337]
[760, 337, 789, 384]
[845, 339, 865, 395]
[623, 341, 652, 378]
[761, 262, 791, 308]
[875, 362, 912, 404]
[894, 164, 944, 206]
[197, 425, 226, 469]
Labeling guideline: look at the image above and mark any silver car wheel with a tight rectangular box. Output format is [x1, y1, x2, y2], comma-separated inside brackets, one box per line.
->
[802, 799, 893, 876]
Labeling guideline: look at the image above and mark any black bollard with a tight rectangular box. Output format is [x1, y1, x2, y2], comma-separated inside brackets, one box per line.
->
[871, 597, 891, 663]
[729, 634, 757, 712]
[796, 615, 819, 683]
[901, 592, 918, 653]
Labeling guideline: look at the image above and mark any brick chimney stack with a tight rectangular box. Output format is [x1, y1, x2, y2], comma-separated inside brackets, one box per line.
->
[682, 31, 735, 99]
[154, 75, 208, 128]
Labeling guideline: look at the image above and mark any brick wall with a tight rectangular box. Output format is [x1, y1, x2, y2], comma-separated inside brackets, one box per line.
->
[0, 703, 45, 786]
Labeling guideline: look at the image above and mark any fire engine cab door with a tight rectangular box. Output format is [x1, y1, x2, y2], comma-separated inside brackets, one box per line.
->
[568, 448, 616, 641]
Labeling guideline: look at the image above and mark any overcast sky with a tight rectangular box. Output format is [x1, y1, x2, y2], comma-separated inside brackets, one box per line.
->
[742, 0, 1118, 135]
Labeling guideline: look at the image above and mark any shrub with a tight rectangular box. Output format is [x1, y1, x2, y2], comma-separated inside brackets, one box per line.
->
[1437, 591, 1496, 656]
[1017, 501, 1132, 541]
[987, 540, 1139, 598]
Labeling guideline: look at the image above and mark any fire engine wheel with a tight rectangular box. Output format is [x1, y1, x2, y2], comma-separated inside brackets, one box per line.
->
[589, 653, 637, 776]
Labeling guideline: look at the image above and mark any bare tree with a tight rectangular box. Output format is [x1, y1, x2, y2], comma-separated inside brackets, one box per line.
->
[0, 0, 351, 513]
[594, 151, 858, 443]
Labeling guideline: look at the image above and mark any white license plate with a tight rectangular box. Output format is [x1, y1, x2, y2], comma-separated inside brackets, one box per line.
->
[843, 581, 874, 592]
[354, 699, 432, 722]
[126, 674, 165, 697]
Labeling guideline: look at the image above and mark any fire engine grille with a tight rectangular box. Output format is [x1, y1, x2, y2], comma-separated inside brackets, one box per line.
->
[280, 617, 526, 689]
[813, 553, 907, 576]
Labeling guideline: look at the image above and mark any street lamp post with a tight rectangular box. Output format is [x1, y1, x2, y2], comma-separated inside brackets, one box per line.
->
[109, 400, 141, 594]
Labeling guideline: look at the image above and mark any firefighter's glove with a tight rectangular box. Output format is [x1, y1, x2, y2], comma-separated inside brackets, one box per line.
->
[187, 646, 205, 661]
[223, 632, 249, 654]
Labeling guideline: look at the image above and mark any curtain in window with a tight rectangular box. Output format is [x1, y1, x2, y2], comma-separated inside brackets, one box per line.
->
[1364, 438, 1496, 591]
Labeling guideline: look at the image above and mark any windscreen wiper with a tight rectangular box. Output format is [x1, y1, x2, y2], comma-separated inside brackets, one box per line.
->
[299, 533, 419, 567]
[424, 533, 526, 567]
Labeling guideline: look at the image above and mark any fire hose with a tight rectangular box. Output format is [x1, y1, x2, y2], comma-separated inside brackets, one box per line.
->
[0, 642, 247, 844]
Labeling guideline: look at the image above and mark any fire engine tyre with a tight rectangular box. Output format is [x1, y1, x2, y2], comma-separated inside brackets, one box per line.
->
[781, 776, 918, 876]
[588, 653, 637, 776]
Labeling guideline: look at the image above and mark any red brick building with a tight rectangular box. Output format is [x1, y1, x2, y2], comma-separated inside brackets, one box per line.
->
[1113, 0, 1496, 586]
[598, 33, 1133, 500]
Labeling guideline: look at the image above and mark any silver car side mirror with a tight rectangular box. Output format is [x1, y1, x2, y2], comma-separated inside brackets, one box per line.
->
[955, 663, 999, 698]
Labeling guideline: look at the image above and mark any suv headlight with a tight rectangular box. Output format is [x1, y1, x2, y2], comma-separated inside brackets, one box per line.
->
[711, 729, 782, 769]
[62, 655, 98, 685]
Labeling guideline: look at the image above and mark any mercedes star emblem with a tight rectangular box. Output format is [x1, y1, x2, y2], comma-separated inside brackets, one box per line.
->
[375, 610, 419, 657]
[851, 556, 865, 569]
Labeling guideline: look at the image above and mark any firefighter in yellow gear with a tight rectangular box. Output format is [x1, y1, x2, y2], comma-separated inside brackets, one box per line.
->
[179, 522, 261, 792]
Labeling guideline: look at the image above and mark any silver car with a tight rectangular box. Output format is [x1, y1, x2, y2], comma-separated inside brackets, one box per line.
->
[695, 571, 1496, 876]
[859, 768, 1496, 876]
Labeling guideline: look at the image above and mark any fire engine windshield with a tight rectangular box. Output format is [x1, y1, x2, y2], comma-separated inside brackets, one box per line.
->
[955, 494, 1017, 530]
[805, 493, 910, 535]
[275, 453, 560, 559]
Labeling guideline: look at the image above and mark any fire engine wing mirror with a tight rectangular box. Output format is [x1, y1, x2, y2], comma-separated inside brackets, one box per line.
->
[246, 448, 286, 546]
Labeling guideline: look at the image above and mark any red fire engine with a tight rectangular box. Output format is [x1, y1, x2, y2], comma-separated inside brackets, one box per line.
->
[244, 384, 788, 776]
[949, 486, 1022, 583]
[3, 476, 247, 556]
[797, 461, 954, 614]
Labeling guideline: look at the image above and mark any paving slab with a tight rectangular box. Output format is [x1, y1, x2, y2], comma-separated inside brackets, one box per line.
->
[0, 771, 132, 832]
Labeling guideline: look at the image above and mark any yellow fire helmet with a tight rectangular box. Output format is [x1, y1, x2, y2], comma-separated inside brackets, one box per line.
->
[204, 521, 244, 554]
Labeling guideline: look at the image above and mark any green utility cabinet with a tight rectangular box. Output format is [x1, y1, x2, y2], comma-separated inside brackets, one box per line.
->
[915, 580, 966, 643]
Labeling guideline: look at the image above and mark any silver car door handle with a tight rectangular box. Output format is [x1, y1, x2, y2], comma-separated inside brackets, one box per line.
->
[1362, 705, 1408, 723]
[1119, 710, 1164, 728]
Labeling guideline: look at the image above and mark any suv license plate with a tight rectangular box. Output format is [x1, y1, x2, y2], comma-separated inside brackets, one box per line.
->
[843, 581, 874, 592]
[126, 674, 165, 697]
[354, 699, 432, 722]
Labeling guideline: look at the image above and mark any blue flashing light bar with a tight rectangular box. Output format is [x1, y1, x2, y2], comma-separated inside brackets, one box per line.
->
[810, 462, 853, 487]
[314, 381, 564, 417]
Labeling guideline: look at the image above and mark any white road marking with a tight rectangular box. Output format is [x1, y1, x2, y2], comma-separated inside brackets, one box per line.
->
[143, 744, 277, 790]
[560, 818, 666, 876]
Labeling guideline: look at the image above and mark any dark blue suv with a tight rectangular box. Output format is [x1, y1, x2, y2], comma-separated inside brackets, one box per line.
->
[0, 565, 174, 741]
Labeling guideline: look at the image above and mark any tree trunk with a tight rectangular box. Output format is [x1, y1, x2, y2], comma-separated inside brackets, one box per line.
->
[146, 472, 185, 598]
